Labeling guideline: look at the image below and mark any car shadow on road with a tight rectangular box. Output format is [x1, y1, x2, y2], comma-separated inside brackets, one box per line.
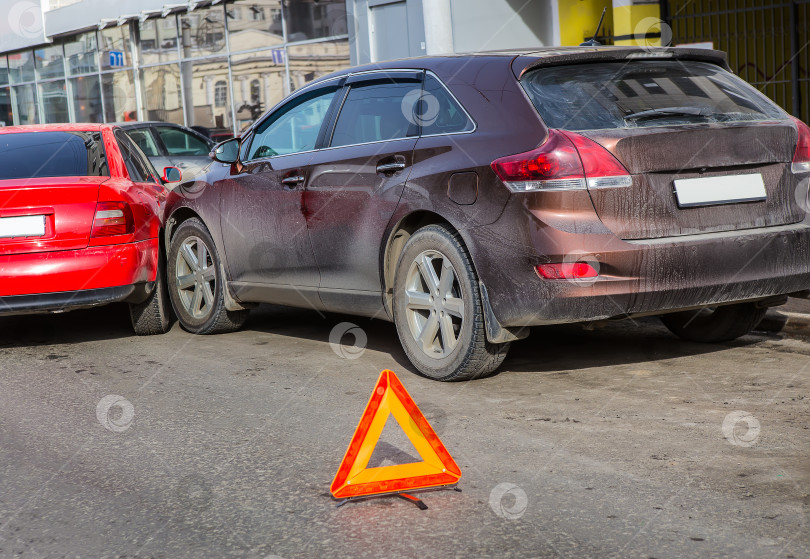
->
[0, 303, 135, 347]
[242, 305, 768, 378]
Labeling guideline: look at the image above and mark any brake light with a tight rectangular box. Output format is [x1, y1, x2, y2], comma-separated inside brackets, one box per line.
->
[536, 263, 599, 280]
[791, 116, 810, 174]
[91, 201, 133, 237]
[491, 130, 631, 192]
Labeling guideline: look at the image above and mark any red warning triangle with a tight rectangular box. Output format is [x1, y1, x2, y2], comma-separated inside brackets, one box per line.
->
[330, 370, 461, 499]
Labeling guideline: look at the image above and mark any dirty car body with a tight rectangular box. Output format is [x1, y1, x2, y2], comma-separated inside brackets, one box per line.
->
[163, 46, 810, 381]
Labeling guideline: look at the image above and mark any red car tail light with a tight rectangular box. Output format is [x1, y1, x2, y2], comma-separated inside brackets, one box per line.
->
[491, 130, 631, 192]
[535, 263, 599, 280]
[91, 201, 134, 238]
[791, 116, 810, 174]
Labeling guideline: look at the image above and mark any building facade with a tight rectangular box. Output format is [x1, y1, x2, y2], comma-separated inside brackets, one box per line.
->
[0, 0, 350, 135]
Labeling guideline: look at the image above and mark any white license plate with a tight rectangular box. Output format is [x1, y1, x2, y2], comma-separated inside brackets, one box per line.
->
[0, 215, 46, 238]
[674, 174, 766, 208]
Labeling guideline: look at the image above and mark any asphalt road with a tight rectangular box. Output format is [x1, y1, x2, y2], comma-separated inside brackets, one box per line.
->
[0, 304, 808, 558]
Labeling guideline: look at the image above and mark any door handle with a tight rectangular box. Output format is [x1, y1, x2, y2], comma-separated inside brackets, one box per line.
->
[281, 175, 305, 186]
[376, 161, 406, 174]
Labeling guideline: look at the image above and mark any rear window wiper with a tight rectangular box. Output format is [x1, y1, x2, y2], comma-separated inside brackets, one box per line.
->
[623, 106, 713, 121]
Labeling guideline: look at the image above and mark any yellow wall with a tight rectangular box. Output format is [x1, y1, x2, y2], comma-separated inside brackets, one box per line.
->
[613, 2, 662, 47]
[558, 0, 613, 46]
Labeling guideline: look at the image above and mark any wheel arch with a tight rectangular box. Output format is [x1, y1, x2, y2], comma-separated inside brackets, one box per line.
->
[381, 209, 527, 344]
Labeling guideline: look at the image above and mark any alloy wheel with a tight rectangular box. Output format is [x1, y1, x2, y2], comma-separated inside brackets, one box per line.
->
[404, 250, 465, 358]
[174, 235, 216, 319]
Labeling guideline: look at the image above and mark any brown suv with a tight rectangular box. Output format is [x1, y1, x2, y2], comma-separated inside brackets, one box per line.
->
[162, 46, 810, 381]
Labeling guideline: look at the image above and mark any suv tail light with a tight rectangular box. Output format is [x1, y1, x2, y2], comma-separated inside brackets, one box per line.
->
[91, 201, 133, 238]
[490, 129, 631, 192]
[791, 116, 810, 174]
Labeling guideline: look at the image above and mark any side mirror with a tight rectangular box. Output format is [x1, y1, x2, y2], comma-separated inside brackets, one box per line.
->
[209, 138, 240, 164]
[162, 166, 182, 183]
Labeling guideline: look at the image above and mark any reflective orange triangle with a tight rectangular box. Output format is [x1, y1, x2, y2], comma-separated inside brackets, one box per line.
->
[330, 370, 462, 499]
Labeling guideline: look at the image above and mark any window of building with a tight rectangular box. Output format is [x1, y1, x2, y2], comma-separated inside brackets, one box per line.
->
[287, 41, 349, 91]
[215, 80, 227, 107]
[140, 64, 183, 124]
[35, 44, 65, 80]
[139, 17, 179, 64]
[284, 0, 347, 42]
[0, 87, 13, 126]
[227, 1, 283, 53]
[250, 79, 260, 102]
[102, 70, 136, 122]
[39, 80, 70, 123]
[8, 50, 36, 84]
[0, 57, 8, 86]
[180, 5, 227, 58]
[99, 25, 132, 70]
[247, 86, 337, 159]
[11, 84, 38, 124]
[69, 75, 102, 122]
[331, 81, 419, 147]
[65, 31, 99, 75]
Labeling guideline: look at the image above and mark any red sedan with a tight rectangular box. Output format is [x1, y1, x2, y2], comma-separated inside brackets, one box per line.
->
[0, 123, 180, 334]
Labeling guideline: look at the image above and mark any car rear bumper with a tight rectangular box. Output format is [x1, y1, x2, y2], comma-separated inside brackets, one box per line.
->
[472, 221, 810, 328]
[0, 283, 154, 316]
[0, 238, 159, 298]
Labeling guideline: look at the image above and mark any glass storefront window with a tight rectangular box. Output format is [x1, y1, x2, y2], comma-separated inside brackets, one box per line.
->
[140, 64, 183, 124]
[101, 71, 136, 122]
[11, 84, 38, 124]
[139, 16, 179, 64]
[0, 87, 12, 126]
[99, 25, 132, 70]
[69, 75, 102, 122]
[35, 44, 65, 80]
[181, 57, 230, 132]
[39, 80, 70, 123]
[8, 50, 35, 84]
[0, 57, 9, 87]
[284, 0, 347, 42]
[231, 48, 286, 131]
[180, 6, 227, 59]
[226, 0, 283, 53]
[287, 40, 349, 91]
[65, 31, 99, 75]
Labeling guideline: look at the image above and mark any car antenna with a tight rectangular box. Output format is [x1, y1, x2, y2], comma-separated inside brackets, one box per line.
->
[580, 7, 607, 46]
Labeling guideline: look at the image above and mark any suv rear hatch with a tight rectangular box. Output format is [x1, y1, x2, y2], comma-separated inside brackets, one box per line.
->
[0, 130, 109, 255]
[519, 58, 800, 240]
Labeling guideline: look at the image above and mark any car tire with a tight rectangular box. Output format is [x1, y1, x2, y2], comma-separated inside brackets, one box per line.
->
[393, 224, 510, 381]
[660, 302, 767, 343]
[167, 217, 248, 334]
[129, 246, 173, 335]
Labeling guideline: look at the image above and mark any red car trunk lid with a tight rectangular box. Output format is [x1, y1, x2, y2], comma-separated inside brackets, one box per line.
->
[0, 176, 104, 255]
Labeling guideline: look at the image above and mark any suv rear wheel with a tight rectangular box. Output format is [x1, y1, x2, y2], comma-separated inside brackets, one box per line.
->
[392, 225, 510, 381]
[660, 303, 766, 343]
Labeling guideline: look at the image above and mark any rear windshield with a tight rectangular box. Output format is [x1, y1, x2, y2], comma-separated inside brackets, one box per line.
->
[0, 131, 108, 180]
[520, 60, 787, 131]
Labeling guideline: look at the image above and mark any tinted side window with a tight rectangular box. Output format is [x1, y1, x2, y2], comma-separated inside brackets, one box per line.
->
[0, 131, 108, 180]
[157, 127, 211, 155]
[331, 82, 419, 147]
[419, 74, 475, 136]
[126, 128, 161, 157]
[248, 86, 337, 159]
[115, 130, 158, 183]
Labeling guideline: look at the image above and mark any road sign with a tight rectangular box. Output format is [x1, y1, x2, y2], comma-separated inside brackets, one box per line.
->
[108, 51, 124, 67]
[330, 370, 461, 501]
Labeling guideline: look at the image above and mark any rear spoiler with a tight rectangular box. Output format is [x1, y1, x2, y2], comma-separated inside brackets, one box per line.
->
[512, 47, 731, 79]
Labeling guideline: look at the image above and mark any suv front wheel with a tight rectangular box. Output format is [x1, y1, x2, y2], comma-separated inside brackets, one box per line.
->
[392, 224, 510, 381]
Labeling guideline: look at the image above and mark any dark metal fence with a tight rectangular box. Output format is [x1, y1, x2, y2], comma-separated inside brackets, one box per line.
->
[662, 0, 810, 122]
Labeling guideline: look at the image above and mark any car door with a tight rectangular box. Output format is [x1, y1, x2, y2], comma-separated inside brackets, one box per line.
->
[218, 82, 342, 298]
[305, 71, 422, 315]
[124, 126, 173, 178]
[153, 125, 214, 179]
